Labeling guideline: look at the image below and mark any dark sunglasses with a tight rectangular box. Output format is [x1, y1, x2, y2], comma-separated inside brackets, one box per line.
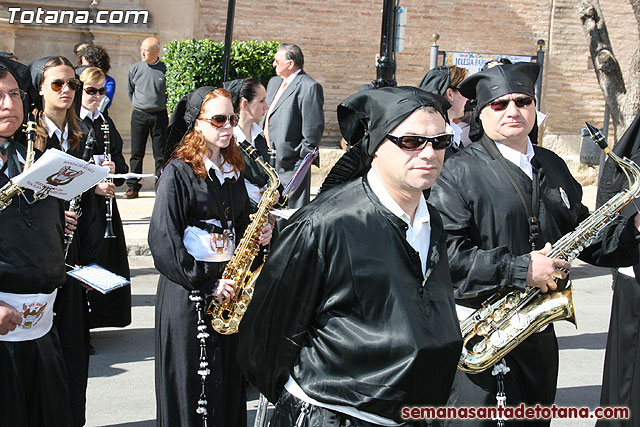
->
[201, 114, 239, 128]
[488, 96, 534, 111]
[386, 133, 453, 151]
[83, 86, 107, 96]
[49, 78, 81, 92]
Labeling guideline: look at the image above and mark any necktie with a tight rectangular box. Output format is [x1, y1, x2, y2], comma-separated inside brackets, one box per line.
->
[264, 81, 288, 148]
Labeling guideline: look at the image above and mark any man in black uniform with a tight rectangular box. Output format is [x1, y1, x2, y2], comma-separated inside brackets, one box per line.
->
[429, 62, 640, 426]
[239, 87, 463, 426]
[0, 57, 72, 426]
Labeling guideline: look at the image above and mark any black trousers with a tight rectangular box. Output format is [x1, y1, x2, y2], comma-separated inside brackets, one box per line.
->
[270, 389, 428, 427]
[128, 108, 168, 191]
[443, 325, 559, 427]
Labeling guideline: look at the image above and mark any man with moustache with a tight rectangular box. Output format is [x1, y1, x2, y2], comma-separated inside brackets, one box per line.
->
[429, 62, 640, 426]
[0, 57, 72, 426]
[240, 87, 462, 426]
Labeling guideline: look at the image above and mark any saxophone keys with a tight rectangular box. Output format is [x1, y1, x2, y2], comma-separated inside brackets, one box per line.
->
[489, 330, 509, 348]
[475, 320, 491, 336]
[472, 340, 488, 354]
[509, 313, 530, 331]
[212, 318, 224, 330]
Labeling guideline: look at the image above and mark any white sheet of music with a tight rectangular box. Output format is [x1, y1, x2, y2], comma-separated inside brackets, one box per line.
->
[12, 148, 108, 201]
[67, 264, 130, 294]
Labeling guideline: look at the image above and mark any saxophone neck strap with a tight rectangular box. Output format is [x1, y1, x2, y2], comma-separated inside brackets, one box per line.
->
[482, 137, 540, 250]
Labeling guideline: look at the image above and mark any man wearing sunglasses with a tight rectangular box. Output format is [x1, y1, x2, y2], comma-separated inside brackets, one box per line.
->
[239, 87, 462, 426]
[0, 57, 72, 425]
[126, 36, 167, 199]
[430, 62, 640, 426]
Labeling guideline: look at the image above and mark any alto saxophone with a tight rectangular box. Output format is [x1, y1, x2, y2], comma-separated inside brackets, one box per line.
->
[206, 139, 280, 334]
[458, 122, 640, 373]
[0, 112, 38, 211]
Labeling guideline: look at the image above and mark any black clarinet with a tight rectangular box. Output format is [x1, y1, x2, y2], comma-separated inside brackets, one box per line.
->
[64, 128, 95, 258]
[101, 123, 115, 239]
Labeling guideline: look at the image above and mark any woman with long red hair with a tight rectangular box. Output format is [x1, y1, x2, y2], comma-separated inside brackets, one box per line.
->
[149, 87, 272, 426]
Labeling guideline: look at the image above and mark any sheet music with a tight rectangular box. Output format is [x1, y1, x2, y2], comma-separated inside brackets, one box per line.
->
[67, 264, 130, 294]
[282, 150, 318, 197]
[271, 208, 299, 220]
[11, 148, 108, 201]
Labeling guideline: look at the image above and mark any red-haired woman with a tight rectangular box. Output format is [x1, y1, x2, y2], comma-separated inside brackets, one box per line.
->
[149, 87, 272, 427]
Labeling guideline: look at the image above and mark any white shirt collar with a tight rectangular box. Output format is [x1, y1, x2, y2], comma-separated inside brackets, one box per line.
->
[79, 106, 103, 122]
[494, 138, 535, 180]
[448, 122, 462, 147]
[43, 115, 69, 152]
[283, 69, 301, 86]
[203, 154, 240, 185]
[0, 142, 26, 177]
[367, 168, 430, 228]
[233, 123, 263, 146]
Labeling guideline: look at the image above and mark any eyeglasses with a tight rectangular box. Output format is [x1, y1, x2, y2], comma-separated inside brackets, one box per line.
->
[386, 133, 453, 151]
[49, 78, 81, 92]
[488, 96, 534, 111]
[83, 86, 107, 96]
[0, 88, 26, 102]
[200, 114, 239, 128]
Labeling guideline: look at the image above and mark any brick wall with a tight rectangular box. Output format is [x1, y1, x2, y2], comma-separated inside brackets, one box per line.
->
[197, 0, 637, 153]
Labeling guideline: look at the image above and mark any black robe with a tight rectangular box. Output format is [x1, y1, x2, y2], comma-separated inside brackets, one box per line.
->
[80, 115, 132, 329]
[0, 146, 72, 427]
[148, 158, 251, 427]
[238, 176, 463, 424]
[429, 135, 639, 426]
[596, 112, 640, 427]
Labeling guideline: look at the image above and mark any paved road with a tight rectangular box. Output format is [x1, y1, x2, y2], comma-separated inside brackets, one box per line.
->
[84, 254, 618, 427]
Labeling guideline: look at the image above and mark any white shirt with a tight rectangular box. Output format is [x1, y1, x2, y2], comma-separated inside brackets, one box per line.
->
[79, 106, 104, 123]
[203, 153, 239, 186]
[43, 115, 69, 152]
[233, 124, 265, 203]
[367, 168, 431, 275]
[282, 69, 301, 87]
[494, 138, 535, 180]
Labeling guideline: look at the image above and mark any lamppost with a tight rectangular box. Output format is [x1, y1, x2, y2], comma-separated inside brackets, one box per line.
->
[373, 0, 397, 88]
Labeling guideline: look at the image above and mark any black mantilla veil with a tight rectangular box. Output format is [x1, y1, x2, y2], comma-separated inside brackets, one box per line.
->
[418, 65, 451, 97]
[319, 86, 450, 193]
[222, 79, 244, 111]
[163, 86, 217, 165]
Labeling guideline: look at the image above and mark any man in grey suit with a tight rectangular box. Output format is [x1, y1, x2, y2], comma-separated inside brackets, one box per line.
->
[264, 43, 324, 208]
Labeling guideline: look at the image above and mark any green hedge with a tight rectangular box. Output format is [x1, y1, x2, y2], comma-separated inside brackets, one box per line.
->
[163, 39, 280, 112]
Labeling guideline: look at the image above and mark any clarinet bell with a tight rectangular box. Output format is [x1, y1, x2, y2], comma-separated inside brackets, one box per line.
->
[104, 214, 116, 239]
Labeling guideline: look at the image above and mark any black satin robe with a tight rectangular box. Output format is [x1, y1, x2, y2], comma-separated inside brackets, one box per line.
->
[430, 136, 638, 308]
[148, 158, 251, 427]
[429, 135, 639, 425]
[595, 111, 640, 427]
[80, 115, 132, 329]
[238, 176, 463, 423]
[0, 148, 72, 426]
